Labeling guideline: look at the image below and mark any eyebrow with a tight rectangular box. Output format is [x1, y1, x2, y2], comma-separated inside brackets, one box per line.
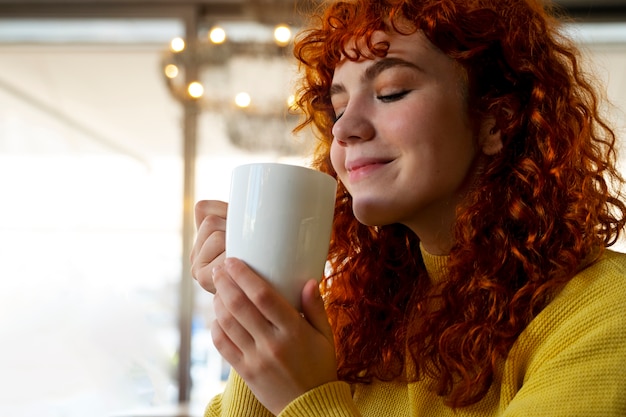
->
[330, 57, 424, 98]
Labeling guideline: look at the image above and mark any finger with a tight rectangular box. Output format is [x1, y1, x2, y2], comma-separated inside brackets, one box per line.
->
[210, 316, 243, 367]
[212, 291, 255, 357]
[223, 258, 296, 325]
[301, 279, 334, 343]
[194, 200, 227, 229]
[191, 214, 226, 265]
[191, 200, 227, 269]
[213, 262, 274, 340]
[190, 206, 227, 292]
[191, 230, 226, 293]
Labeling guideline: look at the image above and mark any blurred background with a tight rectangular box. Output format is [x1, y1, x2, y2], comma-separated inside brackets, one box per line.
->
[0, 1, 625, 416]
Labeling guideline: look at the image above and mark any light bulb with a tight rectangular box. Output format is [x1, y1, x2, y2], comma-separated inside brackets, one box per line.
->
[209, 27, 227, 44]
[170, 37, 185, 52]
[164, 64, 179, 79]
[187, 82, 204, 98]
[274, 25, 291, 46]
[287, 94, 296, 109]
[235, 92, 251, 108]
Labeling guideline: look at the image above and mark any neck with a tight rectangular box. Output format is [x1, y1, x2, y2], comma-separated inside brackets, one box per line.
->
[403, 204, 456, 256]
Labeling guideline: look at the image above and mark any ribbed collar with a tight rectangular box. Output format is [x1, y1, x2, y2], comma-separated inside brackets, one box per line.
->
[420, 243, 450, 285]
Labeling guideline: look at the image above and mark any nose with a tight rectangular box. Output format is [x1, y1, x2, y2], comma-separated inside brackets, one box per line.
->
[331, 101, 375, 146]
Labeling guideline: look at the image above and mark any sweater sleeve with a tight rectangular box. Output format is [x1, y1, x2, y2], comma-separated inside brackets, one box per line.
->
[500, 252, 626, 416]
[203, 370, 361, 417]
[204, 369, 273, 417]
[279, 381, 362, 417]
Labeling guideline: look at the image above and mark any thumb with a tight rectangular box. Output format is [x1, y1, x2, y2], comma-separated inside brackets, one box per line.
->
[301, 279, 333, 342]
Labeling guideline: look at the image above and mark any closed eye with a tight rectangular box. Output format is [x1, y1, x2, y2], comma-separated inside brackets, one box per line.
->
[377, 90, 410, 103]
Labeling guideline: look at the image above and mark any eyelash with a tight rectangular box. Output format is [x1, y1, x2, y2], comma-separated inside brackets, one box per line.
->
[333, 90, 410, 122]
[377, 90, 410, 103]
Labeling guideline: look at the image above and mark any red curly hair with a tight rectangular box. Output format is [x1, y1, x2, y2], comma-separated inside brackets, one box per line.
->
[293, 0, 626, 408]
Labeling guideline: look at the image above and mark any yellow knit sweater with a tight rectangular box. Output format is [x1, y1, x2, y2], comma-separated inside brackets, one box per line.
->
[205, 249, 626, 417]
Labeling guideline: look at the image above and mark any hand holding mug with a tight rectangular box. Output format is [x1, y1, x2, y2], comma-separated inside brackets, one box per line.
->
[226, 163, 337, 310]
[197, 163, 338, 414]
[211, 257, 338, 415]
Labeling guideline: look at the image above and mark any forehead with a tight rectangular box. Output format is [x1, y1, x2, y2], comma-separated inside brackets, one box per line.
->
[338, 29, 441, 65]
[334, 29, 454, 77]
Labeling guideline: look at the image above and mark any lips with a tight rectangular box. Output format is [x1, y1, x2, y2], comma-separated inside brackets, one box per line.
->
[346, 157, 392, 172]
[345, 157, 393, 182]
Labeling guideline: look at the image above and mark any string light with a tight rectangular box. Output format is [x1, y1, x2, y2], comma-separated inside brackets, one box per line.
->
[187, 82, 204, 99]
[234, 92, 251, 108]
[287, 94, 296, 109]
[273, 25, 291, 46]
[170, 37, 185, 52]
[164, 64, 179, 79]
[209, 27, 227, 44]
[161, 23, 310, 155]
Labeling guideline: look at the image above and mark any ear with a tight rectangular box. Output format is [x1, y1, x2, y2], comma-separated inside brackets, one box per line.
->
[478, 117, 503, 156]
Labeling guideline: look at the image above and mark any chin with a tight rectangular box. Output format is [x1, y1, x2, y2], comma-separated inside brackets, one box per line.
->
[352, 204, 395, 227]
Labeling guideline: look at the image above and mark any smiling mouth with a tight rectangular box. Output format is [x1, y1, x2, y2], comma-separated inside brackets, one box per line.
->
[350, 162, 382, 172]
[347, 159, 392, 172]
[346, 159, 392, 181]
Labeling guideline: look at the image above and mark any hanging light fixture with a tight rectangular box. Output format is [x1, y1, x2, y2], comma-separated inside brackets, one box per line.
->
[161, 22, 310, 155]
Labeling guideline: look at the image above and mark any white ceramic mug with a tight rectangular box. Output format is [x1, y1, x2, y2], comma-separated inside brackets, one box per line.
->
[226, 162, 337, 310]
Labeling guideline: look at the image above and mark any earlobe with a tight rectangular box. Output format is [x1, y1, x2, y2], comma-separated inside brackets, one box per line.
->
[479, 117, 503, 156]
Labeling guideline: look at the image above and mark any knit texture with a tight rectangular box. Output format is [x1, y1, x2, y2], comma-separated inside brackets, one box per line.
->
[205, 250, 626, 417]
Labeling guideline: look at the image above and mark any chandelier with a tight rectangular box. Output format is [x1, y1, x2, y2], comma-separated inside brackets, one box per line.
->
[161, 23, 311, 155]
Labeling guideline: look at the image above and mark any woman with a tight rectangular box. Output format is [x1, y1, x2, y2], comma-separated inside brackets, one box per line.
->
[191, 0, 626, 415]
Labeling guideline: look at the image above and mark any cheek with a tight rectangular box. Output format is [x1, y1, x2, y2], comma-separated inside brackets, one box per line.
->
[383, 103, 427, 141]
[329, 142, 345, 176]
